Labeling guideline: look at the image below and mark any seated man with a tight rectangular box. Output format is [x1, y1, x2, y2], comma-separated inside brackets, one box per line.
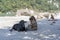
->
[10, 20, 26, 32]
[51, 14, 55, 21]
[27, 16, 37, 31]
[48, 14, 55, 21]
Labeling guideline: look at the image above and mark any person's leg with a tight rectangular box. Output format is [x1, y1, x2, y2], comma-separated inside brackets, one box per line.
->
[9, 24, 18, 32]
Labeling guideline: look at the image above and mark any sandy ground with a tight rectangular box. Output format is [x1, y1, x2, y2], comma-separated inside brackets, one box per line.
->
[0, 16, 30, 29]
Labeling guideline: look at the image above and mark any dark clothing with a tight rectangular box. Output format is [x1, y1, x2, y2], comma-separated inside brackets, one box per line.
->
[10, 20, 26, 32]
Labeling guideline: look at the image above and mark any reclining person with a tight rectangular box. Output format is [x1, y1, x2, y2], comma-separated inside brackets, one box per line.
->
[10, 20, 26, 32]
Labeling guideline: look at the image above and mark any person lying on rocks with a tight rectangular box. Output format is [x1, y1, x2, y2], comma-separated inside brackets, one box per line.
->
[9, 20, 26, 32]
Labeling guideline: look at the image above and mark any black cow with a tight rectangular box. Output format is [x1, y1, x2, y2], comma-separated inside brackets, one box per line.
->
[10, 20, 26, 32]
